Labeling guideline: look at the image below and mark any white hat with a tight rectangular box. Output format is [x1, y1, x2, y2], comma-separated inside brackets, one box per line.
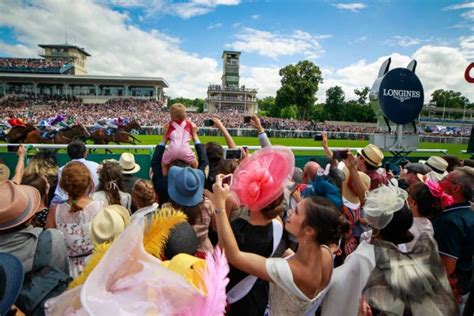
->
[119, 153, 140, 174]
[89, 205, 131, 244]
[363, 185, 407, 229]
[424, 156, 448, 183]
[0, 163, 10, 181]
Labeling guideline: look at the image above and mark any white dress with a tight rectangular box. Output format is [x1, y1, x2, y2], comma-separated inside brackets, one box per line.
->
[92, 190, 132, 212]
[265, 248, 333, 316]
[55, 200, 104, 278]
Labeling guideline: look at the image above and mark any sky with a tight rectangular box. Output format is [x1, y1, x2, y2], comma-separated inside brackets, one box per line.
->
[0, 0, 473, 102]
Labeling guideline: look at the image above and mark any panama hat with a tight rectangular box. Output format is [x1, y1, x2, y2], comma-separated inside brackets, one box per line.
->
[342, 166, 371, 205]
[0, 180, 41, 230]
[231, 146, 295, 212]
[89, 205, 131, 244]
[358, 144, 384, 167]
[0, 253, 24, 316]
[0, 163, 10, 181]
[168, 167, 205, 207]
[119, 153, 140, 174]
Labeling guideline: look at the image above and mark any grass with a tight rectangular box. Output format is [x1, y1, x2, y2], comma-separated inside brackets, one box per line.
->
[0, 135, 469, 158]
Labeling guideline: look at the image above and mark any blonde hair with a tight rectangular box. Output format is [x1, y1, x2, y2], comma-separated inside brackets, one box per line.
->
[169, 103, 186, 121]
[24, 154, 58, 178]
[132, 180, 155, 208]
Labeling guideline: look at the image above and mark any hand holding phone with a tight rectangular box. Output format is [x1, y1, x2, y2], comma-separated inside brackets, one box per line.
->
[222, 174, 233, 187]
[204, 119, 214, 127]
[332, 150, 348, 160]
[244, 116, 251, 123]
[224, 148, 243, 160]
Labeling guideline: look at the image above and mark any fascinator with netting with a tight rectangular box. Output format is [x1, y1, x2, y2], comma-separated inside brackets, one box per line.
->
[363, 185, 408, 229]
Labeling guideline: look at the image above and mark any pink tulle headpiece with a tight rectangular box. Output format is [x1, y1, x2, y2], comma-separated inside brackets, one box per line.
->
[231, 146, 295, 212]
[425, 179, 454, 209]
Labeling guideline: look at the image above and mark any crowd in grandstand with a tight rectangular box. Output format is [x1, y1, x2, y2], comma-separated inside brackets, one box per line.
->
[1, 110, 473, 315]
[0, 58, 68, 70]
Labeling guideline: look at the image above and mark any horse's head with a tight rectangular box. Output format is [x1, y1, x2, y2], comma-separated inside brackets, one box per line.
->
[73, 124, 91, 141]
[128, 120, 141, 130]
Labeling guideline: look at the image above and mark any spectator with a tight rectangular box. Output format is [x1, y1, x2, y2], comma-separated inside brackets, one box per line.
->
[356, 144, 388, 190]
[21, 173, 50, 228]
[434, 166, 474, 308]
[53, 140, 99, 204]
[425, 156, 449, 183]
[92, 161, 132, 211]
[130, 179, 158, 221]
[443, 154, 462, 172]
[398, 162, 432, 190]
[89, 205, 131, 245]
[23, 150, 59, 205]
[118, 152, 142, 195]
[46, 161, 104, 278]
[0, 253, 24, 316]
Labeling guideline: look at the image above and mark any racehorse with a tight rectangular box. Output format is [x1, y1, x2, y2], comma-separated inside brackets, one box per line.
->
[90, 120, 141, 153]
[24, 124, 91, 144]
[5, 124, 37, 144]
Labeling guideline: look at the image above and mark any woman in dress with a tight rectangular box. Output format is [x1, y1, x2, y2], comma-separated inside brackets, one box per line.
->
[130, 179, 158, 221]
[46, 161, 104, 278]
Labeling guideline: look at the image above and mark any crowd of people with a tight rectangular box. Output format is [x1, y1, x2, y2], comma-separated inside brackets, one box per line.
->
[0, 103, 473, 315]
[0, 58, 69, 70]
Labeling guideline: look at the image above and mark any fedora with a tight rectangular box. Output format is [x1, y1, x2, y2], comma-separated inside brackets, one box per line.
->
[168, 167, 205, 207]
[342, 166, 371, 205]
[89, 205, 131, 244]
[0, 163, 10, 181]
[119, 153, 140, 174]
[0, 253, 24, 316]
[359, 144, 384, 167]
[424, 156, 449, 183]
[0, 180, 41, 230]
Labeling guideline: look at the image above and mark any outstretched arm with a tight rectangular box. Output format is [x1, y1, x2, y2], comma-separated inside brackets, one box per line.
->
[206, 175, 271, 282]
[321, 132, 333, 159]
[251, 115, 271, 148]
[11, 145, 26, 184]
[212, 118, 236, 149]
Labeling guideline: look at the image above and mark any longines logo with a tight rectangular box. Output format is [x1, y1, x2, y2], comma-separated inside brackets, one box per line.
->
[382, 89, 421, 103]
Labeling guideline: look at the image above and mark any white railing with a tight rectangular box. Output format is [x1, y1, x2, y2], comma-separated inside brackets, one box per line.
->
[0, 143, 449, 154]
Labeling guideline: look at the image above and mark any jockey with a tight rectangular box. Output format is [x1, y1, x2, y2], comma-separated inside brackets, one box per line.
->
[104, 117, 127, 135]
[37, 115, 66, 139]
[49, 114, 67, 131]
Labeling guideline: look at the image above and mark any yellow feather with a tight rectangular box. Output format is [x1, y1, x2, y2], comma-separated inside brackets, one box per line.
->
[68, 242, 111, 289]
[143, 207, 188, 259]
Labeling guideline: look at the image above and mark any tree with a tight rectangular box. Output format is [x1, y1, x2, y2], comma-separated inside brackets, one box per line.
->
[275, 60, 323, 120]
[324, 86, 345, 120]
[280, 105, 298, 119]
[354, 87, 370, 105]
[430, 89, 470, 109]
[192, 98, 205, 113]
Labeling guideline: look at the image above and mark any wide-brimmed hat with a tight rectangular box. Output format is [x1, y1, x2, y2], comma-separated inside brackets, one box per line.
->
[119, 153, 141, 174]
[342, 166, 371, 205]
[0, 253, 24, 316]
[358, 144, 384, 167]
[231, 146, 295, 212]
[168, 167, 205, 207]
[424, 156, 448, 182]
[0, 180, 41, 231]
[0, 163, 10, 181]
[90, 205, 131, 244]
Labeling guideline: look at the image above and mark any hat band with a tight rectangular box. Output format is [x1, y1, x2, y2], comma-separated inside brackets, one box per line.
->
[0, 198, 32, 229]
[361, 149, 379, 167]
[425, 162, 444, 174]
[122, 164, 136, 172]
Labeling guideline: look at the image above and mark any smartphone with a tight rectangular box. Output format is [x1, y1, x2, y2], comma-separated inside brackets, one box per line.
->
[314, 133, 323, 141]
[224, 148, 243, 160]
[400, 159, 409, 168]
[204, 119, 214, 127]
[332, 150, 348, 160]
[222, 174, 233, 187]
[385, 163, 391, 173]
[244, 116, 251, 123]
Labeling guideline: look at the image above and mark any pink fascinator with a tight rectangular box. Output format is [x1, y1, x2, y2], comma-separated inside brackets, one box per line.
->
[231, 146, 295, 212]
[425, 179, 454, 209]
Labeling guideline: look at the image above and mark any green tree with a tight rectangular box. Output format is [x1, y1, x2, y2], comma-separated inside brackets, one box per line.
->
[324, 86, 345, 120]
[354, 87, 370, 105]
[275, 60, 323, 120]
[430, 89, 470, 109]
[280, 104, 298, 119]
[192, 98, 205, 113]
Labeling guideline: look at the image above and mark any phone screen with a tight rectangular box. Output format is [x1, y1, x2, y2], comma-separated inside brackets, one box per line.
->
[204, 119, 214, 126]
[222, 174, 233, 187]
[333, 150, 348, 160]
[224, 148, 242, 160]
[244, 116, 251, 123]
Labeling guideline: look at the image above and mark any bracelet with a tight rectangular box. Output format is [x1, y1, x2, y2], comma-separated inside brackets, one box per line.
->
[215, 208, 224, 214]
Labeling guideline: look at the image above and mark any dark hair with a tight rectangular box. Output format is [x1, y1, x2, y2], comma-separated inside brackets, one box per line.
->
[170, 200, 205, 225]
[98, 161, 125, 205]
[364, 161, 378, 171]
[327, 168, 345, 191]
[67, 140, 87, 159]
[408, 182, 442, 218]
[217, 159, 239, 175]
[260, 194, 285, 220]
[21, 173, 49, 205]
[380, 203, 414, 244]
[463, 159, 474, 168]
[206, 142, 224, 162]
[132, 180, 155, 209]
[170, 159, 191, 168]
[303, 196, 347, 245]
[443, 155, 461, 172]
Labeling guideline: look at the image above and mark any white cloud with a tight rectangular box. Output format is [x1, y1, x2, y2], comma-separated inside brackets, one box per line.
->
[227, 28, 330, 59]
[332, 2, 367, 12]
[459, 35, 474, 58]
[166, 0, 241, 19]
[385, 35, 423, 47]
[240, 65, 281, 97]
[461, 9, 474, 20]
[207, 22, 223, 29]
[444, 2, 474, 10]
[0, 0, 220, 98]
[251, 14, 260, 20]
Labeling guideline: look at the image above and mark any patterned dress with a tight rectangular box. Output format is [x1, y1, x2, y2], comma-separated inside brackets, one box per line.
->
[55, 200, 104, 278]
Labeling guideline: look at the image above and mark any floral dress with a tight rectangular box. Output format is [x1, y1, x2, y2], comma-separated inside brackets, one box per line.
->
[55, 200, 104, 278]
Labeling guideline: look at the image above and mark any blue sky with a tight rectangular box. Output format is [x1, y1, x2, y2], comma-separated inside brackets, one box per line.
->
[0, 0, 473, 100]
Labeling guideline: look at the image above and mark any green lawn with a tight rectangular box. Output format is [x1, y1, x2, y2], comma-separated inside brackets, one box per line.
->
[0, 135, 469, 159]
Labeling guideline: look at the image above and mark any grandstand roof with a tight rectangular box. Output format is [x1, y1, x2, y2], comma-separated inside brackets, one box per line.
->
[38, 44, 91, 56]
[0, 73, 168, 87]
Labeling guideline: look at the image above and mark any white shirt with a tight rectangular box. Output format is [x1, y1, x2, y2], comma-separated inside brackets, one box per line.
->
[54, 158, 100, 203]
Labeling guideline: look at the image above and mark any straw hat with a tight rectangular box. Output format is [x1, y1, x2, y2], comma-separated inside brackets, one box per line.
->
[119, 153, 140, 174]
[89, 205, 131, 244]
[0, 163, 10, 181]
[359, 144, 384, 167]
[231, 146, 295, 212]
[424, 156, 448, 182]
[342, 166, 371, 205]
[0, 180, 41, 230]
